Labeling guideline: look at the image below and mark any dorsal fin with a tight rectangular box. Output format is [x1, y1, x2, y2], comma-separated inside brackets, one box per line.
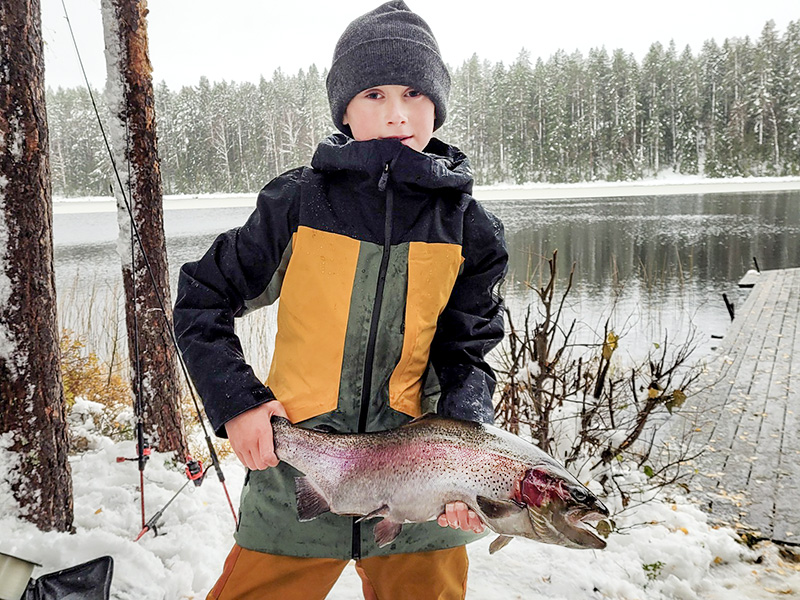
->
[406, 413, 440, 425]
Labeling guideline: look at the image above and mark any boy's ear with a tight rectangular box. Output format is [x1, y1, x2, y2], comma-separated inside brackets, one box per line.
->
[342, 112, 349, 126]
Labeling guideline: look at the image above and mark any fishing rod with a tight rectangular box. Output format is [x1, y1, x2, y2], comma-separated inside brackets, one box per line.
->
[117, 149, 151, 531]
[61, 0, 238, 536]
[134, 457, 205, 541]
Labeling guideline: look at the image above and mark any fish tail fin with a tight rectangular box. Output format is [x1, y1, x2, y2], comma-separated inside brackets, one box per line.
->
[295, 477, 331, 521]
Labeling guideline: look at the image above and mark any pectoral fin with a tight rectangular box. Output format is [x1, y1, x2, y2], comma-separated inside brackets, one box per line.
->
[374, 518, 404, 547]
[295, 477, 330, 521]
[489, 535, 514, 554]
[356, 504, 390, 523]
[476, 496, 526, 519]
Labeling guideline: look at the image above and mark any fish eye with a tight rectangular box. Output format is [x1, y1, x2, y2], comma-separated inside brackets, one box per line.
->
[571, 488, 588, 502]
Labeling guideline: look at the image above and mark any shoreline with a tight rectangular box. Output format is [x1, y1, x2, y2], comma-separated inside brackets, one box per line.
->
[473, 176, 800, 200]
[53, 176, 800, 214]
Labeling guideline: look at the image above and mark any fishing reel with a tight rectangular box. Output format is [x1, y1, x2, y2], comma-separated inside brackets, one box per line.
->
[185, 456, 205, 486]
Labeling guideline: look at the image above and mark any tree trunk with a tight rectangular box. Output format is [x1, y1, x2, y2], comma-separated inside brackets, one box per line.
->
[101, 0, 188, 456]
[0, 0, 74, 532]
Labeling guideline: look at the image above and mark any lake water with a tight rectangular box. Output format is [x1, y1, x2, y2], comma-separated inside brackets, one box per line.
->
[53, 189, 800, 366]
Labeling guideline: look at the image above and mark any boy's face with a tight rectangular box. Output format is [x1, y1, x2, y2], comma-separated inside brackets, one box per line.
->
[343, 85, 435, 153]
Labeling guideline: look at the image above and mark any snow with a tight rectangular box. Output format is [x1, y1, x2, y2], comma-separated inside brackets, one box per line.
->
[2, 106, 25, 162]
[99, 0, 137, 271]
[0, 174, 18, 372]
[474, 174, 800, 200]
[1, 400, 798, 599]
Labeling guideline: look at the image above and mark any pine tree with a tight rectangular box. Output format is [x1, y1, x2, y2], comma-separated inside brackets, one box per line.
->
[507, 49, 534, 183]
[609, 49, 640, 179]
[586, 47, 613, 179]
[101, 0, 188, 456]
[640, 42, 667, 174]
[781, 20, 800, 174]
[0, 0, 74, 532]
[673, 45, 701, 174]
[698, 39, 726, 176]
[751, 21, 782, 172]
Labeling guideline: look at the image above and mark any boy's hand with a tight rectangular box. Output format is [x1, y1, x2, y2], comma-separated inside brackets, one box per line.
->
[437, 501, 485, 534]
[225, 400, 288, 470]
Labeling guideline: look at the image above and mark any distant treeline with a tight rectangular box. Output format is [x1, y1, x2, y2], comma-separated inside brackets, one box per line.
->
[48, 19, 800, 196]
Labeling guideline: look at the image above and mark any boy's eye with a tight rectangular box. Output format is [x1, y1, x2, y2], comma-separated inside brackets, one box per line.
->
[406, 90, 423, 97]
[365, 91, 382, 99]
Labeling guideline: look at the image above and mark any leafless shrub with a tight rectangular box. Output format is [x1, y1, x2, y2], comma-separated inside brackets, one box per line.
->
[495, 250, 706, 506]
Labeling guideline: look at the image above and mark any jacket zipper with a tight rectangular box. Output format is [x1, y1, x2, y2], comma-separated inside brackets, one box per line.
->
[352, 161, 393, 560]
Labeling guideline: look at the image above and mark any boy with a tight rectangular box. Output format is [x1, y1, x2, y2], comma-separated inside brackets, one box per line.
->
[174, 2, 507, 598]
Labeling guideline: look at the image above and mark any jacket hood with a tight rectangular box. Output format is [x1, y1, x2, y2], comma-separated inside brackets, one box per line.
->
[311, 134, 473, 196]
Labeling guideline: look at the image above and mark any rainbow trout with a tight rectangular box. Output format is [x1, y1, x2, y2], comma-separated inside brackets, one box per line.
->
[271, 414, 609, 553]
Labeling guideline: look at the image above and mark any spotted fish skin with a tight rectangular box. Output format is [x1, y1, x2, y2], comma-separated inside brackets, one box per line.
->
[271, 414, 609, 551]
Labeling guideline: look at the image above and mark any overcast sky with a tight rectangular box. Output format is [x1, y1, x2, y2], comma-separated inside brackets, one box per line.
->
[41, 0, 799, 90]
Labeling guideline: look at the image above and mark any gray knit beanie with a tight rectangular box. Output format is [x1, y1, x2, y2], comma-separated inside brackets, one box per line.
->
[327, 1, 450, 136]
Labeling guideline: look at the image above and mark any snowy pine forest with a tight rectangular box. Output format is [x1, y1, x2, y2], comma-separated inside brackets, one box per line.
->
[48, 18, 800, 197]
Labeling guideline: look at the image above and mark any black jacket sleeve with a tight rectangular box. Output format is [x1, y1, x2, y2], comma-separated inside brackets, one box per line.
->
[173, 168, 303, 437]
[431, 199, 508, 424]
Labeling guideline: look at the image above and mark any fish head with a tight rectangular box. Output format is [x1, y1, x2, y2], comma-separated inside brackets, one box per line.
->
[515, 466, 609, 550]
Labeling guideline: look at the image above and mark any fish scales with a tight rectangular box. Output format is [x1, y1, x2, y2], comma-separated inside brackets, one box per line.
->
[278, 432, 515, 518]
[271, 414, 609, 551]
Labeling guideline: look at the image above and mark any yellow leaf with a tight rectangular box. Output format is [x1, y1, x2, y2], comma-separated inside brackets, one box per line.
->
[602, 331, 618, 360]
[680, 527, 689, 535]
[648, 383, 661, 399]
[95, 508, 103, 514]
[714, 557, 724, 565]
[596, 520, 612, 538]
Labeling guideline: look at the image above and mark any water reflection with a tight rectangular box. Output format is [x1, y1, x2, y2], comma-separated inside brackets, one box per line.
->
[481, 190, 800, 357]
[53, 190, 800, 360]
[486, 192, 800, 287]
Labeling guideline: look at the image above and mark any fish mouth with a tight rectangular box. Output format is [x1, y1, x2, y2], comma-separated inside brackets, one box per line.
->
[554, 506, 609, 549]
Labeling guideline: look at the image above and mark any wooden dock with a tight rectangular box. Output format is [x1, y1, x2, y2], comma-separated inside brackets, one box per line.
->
[690, 267, 800, 545]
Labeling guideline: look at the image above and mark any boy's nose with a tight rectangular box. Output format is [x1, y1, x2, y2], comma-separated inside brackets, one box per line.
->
[385, 99, 407, 125]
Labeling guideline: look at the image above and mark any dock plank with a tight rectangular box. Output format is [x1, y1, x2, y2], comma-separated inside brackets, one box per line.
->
[745, 272, 794, 537]
[695, 272, 777, 498]
[691, 267, 800, 543]
[772, 268, 800, 544]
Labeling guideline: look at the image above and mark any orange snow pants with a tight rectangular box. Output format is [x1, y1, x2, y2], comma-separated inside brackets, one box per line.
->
[206, 543, 469, 600]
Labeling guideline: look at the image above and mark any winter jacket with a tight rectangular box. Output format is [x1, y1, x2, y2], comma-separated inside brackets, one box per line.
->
[174, 134, 508, 559]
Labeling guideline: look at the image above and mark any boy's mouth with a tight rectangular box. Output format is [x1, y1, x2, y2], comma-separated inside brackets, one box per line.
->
[380, 136, 412, 142]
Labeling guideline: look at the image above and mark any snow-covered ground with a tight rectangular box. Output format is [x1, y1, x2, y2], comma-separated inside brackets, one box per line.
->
[1, 399, 798, 599]
[474, 173, 800, 200]
[52, 175, 800, 214]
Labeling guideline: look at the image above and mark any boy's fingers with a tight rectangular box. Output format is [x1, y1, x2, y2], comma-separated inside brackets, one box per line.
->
[468, 510, 484, 533]
[438, 503, 484, 532]
[236, 449, 253, 470]
[269, 401, 289, 419]
[258, 431, 278, 469]
[447, 502, 460, 528]
[455, 502, 470, 529]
